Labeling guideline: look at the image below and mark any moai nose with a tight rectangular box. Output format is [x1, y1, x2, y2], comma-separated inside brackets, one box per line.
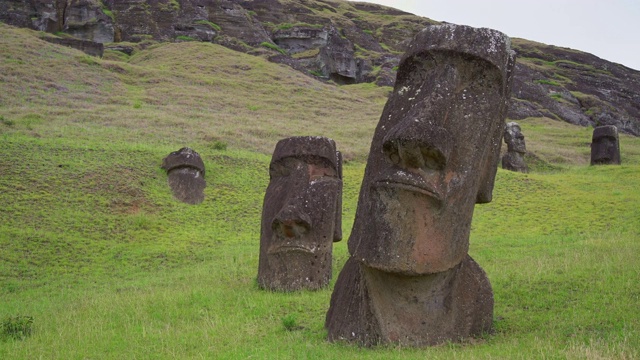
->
[272, 205, 311, 238]
[382, 121, 452, 171]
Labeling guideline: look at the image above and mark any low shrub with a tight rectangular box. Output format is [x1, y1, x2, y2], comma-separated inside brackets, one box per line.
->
[1, 316, 34, 340]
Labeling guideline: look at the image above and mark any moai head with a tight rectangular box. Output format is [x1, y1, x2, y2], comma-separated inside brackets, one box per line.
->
[504, 122, 526, 153]
[591, 125, 621, 165]
[258, 136, 343, 291]
[161, 147, 206, 204]
[502, 122, 528, 173]
[348, 24, 516, 275]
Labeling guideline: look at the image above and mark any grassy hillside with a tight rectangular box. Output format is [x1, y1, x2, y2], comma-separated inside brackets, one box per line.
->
[1, 23, 639, 359]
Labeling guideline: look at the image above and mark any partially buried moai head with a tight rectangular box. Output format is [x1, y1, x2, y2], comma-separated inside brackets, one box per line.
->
[504, 122, 526, 153]
[161, 147, 206, 204]
[258, 136, 342, 291]
[502, 122, 528, 173]
[591, 125, 621, 165]
[347, 24, 516, 275]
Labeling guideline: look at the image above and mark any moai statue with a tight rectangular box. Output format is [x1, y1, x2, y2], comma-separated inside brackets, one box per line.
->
[161, 147, 206, 204]
[590, 125, 621, 165]
[258, 136, 343, 291]
[502, 122, 528, 173]
[325, 24, 515, 347]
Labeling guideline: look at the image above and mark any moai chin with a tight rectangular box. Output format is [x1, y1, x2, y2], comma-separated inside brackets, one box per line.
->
[325, 24, 516, 347]
[502, 122, 528, 173]
[590, 125, 621, 165]
[161, 147, 206, 204]
[258, 136, 343, 291]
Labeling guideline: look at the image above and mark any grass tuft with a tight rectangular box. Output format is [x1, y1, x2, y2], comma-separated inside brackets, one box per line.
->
[282, 314, 299, 331]
[1, 316, 34, 340]
[194, 20, 221, 31]
[260, 41, 287, 55]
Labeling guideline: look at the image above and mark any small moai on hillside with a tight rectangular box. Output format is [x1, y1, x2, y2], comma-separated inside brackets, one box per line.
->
[161, 147, 206, 204]
[258, 136, 343, 291]
[325, 24, 516, 347]
[590, 125, 621, 165]
[502, 121, 528, 173]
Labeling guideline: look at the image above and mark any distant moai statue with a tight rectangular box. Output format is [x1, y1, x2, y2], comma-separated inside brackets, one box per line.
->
[502, 122, 528, 172]
[258, 136, 343, 291]
[590, 125, 621, 165]
[325, 24, 516, 347]
[161, 147, 206, 204]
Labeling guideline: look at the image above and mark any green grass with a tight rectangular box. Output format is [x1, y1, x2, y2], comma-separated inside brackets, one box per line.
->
[260, 41, 287, 55]
[194, 20, 221, 32]
[175, 35, 197, 42]
[1, 22, 639, 359]
[536, 79, 561, 86]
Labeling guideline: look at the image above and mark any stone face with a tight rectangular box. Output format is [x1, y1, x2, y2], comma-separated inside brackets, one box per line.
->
[325, 24, 515, 347]
[590, 125, 621, 165]
[258, 136, 342, 291]
[502, 122, 528, 173]
[161, 147, 206, 204]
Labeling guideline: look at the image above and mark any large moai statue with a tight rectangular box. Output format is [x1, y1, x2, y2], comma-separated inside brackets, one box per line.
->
[502, 122, 528, 172]
[258, 136, 343, 291]
[590, 125, 621, 165]
[161, 147, 206, 204]
[325, 24, 516, 347]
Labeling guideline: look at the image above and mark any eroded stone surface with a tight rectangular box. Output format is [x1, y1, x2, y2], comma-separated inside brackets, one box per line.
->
[591, 125, 621, 165]
[325, 24, 515, 347]
[258, 136, 342, 291]
[502, 122, 528, 173]
[161, 147, 206, 204]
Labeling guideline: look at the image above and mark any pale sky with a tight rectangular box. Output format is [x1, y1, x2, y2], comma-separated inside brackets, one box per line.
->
[358, 0, 640, 71]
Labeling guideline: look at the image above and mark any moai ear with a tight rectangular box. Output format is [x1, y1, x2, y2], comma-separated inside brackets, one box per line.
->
[477, 50, 516, 204]
[476, 121, 506, 204]
[333, 151, 343, 242]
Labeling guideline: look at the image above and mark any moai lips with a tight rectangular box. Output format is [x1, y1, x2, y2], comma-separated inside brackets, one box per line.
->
[258, 136, 343, 291]
[325, 24, 516, 347]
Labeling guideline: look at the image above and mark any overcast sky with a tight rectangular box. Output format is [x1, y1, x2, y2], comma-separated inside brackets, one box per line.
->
[358, 0, 640, 71]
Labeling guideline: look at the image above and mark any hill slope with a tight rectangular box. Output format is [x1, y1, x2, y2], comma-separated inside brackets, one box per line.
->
[1, 0, 639, 135]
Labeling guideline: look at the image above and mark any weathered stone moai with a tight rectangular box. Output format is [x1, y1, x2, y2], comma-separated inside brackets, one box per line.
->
[161, 147, 206, 204]
[502, 122, 528, 172]
[590, 125, 621, 165]
[325, 24, 516, 347]
[258, 136, 343, 291]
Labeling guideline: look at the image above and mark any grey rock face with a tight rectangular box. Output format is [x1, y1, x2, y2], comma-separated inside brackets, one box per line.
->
[273, 27, 328, 54]
[42, 36, 104, 57]
[258, 136, 342, 291]
[502, 122, 528, 173]
[161, 147, 206, 204]
[508, 41, 640, 136]
[325, 24, 515, 347]
[591, 125, 621, 165]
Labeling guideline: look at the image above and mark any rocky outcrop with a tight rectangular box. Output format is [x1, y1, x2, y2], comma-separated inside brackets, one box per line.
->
[0, 0, 114, 42]
[42, 35, 104, 56]
[1, 0, 638, 135]
[509, 39, 640, 135]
